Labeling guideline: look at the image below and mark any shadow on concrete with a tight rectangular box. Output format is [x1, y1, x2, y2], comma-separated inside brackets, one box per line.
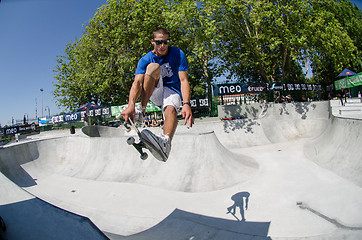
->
[82, 125, 101, 137]
[277, 102, 317, 119]
[227, 191, 251, 222]
[220, 102, 319, 121]
[221, 104, 265, 120]
[82, 126, 125, 138]
[0, 198, 108, 240]
[106, 209, 271, 240]
[223, 119, 261, 134]
[295, 102, 317, 119]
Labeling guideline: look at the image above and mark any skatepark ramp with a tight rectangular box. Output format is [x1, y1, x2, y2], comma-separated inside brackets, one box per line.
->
[1, 101, 362, 239]
[0, 131, 258, 193]
[107, 209, 271, 240]
[189, 101, 330, 149]
[305, 116, 362, 187]
[82, 125, 126, 137]
[0, 171, 108, 239]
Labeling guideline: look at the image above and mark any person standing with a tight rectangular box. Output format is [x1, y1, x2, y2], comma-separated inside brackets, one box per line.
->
[339, 89, 345, 106]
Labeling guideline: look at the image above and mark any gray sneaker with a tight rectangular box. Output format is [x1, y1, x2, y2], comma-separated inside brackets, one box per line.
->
[140, 129, 171, 162]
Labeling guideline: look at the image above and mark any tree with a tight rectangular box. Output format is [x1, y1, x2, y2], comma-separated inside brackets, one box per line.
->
[165, 0, 223, 103]
[54, 0, 224, 111]
[309, 0, 362, 83]
[218, 0, 357, 86]
[53, 0, 361, 111]
[53, 0, 166, 111]
[219, 0, 307, 83]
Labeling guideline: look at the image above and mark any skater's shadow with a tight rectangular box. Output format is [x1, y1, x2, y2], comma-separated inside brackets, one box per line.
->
[227, 191, 250, 221]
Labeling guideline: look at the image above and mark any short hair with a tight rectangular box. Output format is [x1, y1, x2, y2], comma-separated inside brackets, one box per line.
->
[153, 28, 170, 39]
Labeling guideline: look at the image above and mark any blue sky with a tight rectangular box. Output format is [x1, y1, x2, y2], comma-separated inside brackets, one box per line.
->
[0, 0, 361, 127]
[0, 0, 108, 126]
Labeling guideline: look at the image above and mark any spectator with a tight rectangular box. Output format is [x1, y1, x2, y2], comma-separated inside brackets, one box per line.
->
[84, 114, 89, 126]
[150, 117, 160, 127]
[285, 94, 294, 103]
[144, 115, 150, 127]
[338, 89, 345, 106]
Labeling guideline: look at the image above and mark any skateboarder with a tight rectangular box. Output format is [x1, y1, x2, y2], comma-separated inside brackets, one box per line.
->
[122, 28, 194, 160]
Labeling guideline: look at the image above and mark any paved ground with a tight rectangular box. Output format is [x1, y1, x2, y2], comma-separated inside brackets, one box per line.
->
[0, 100, 362, 239]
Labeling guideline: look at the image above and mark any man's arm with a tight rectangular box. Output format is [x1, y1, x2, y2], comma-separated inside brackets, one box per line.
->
[179, 71, 194, 127]
[122, 74, 144, 122]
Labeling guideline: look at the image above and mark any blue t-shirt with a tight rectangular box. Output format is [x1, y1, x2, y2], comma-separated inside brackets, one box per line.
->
[135, 46, 188, 98]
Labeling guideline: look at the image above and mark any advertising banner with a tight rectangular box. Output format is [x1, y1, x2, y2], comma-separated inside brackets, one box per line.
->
[213, 82, 321, 96]
[2, 124, 37, 136]
[52, 112, 81, 124]
[269, 83, 321, 91]
[334, 73, 362, 90]
[247, 83, 267, 93]
[268, 83, 286, 91]
[18, 124, 37, 134]
[3, 126, 19, 136]
[190, 98, 209, 108]
[213, 83, 247, 96]
[51, 107, 111, 123]
[111, 102, 161, 117]
[111, 106, 125, 117]
[38, 118, 47, 126]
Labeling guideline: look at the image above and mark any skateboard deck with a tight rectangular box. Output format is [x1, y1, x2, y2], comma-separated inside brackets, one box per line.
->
[124, 118, 167, 162]
[226, 210, 240, 221]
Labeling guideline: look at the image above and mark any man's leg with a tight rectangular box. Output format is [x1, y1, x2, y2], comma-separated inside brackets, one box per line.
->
[161, 86, 182, 141]
[119, 63, 160, 122]
[141, 63, 161, 110]
[163, 105, 178, 141]
[227, 204, 236, 214]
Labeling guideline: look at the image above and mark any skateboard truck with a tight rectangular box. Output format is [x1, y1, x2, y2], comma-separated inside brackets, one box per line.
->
[124, 119, 148, 160]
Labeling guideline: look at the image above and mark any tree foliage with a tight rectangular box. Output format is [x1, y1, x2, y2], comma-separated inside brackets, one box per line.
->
[164, 0, 223, 99]
[308, 0, 362, 84]
[219, 0, 358, 85]
[53, 0, 362, 111]
[53, 0, 167, 110]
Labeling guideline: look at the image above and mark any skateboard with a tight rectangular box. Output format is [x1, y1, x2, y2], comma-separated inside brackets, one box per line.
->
[226, 210, 240, 221]
[124, 118, 167, 161]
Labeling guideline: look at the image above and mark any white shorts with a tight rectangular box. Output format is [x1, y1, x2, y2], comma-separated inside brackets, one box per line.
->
[150, 76, 182, 114]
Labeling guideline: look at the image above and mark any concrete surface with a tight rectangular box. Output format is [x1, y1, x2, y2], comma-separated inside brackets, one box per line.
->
[0, 168, 108, 239]
[0, 101, 362, 239]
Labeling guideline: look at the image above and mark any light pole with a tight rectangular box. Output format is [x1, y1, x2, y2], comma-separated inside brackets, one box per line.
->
[35, 98, 38, 119]
[40, 88, 44, 118]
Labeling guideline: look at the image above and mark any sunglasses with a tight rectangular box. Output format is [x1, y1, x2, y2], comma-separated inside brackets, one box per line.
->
[153, 39, 170, 45]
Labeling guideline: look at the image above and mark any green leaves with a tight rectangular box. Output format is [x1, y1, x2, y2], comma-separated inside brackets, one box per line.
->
[53, 0, 166, 110]
[53, 0, 362, 111]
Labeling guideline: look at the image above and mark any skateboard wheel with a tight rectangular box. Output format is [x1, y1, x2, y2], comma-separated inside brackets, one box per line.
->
[124, 122, 131, 132]
[141, 152, 148, 160]
[127, 137, 135, 145]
